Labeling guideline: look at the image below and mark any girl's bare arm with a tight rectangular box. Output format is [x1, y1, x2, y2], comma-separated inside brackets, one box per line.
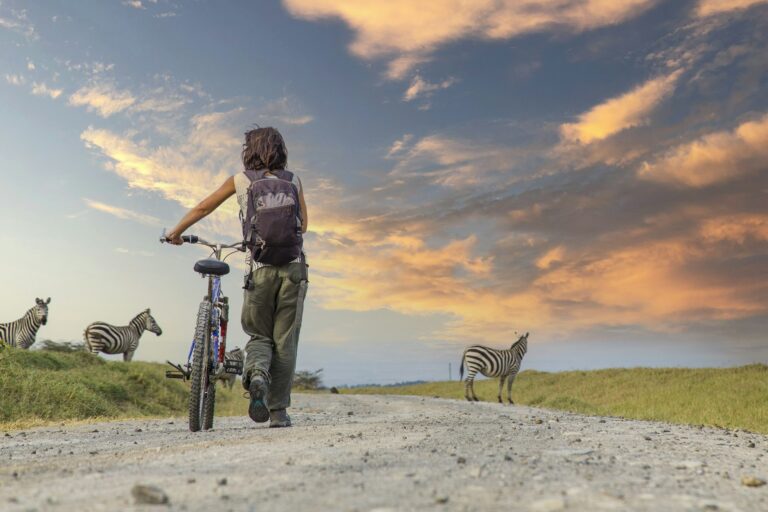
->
[166, 176, 236, 244]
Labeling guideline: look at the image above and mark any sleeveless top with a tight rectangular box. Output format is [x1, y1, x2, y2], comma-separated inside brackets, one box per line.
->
[233, 171, 305, 269]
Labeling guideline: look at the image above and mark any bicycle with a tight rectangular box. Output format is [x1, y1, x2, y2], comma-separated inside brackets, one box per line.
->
[160, 233, 245, 432]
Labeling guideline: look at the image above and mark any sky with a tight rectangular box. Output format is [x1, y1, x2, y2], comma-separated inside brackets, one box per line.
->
[1, 0, 767, 386]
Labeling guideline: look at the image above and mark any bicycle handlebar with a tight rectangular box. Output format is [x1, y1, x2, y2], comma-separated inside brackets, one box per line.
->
[160, 230, 245, 251]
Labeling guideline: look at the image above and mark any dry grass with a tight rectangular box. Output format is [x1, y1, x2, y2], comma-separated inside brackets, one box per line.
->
[0, 346, 248, 430]
[344, 365, 768, 434]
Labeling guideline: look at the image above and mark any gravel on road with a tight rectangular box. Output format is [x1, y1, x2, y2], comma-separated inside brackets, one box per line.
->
[2, 394, 767, 511]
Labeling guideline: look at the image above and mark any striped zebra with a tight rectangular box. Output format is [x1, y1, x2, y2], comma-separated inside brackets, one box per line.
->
[0, 297, 50, 349]
[460, 332, 529, 404]
[216, 347, 243, 390]
[84, 309, 162, 361]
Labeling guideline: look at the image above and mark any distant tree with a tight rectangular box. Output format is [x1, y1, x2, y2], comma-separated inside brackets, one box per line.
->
[293, 369, 324, 390]
[38, 340, 86, 353]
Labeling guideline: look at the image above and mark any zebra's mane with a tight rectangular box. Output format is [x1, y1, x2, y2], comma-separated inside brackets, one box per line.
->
[129, 310, 148, 331]
[510, 335, 526, 349]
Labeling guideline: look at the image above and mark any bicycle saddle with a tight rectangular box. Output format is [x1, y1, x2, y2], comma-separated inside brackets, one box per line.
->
[194, 258, 230, 276]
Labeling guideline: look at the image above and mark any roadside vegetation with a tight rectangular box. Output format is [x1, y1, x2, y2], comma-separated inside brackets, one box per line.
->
[0, 344, 247, 429]
[345, 365, 768, 434]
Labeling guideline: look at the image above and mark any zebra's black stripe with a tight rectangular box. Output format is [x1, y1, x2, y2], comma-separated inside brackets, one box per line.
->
[460, 332, 529, 404]
[84, 309, 162, 362]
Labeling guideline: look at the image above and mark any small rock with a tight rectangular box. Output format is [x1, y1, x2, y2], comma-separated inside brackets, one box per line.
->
[456, 456, 467, 464]
[347, 411, 354, 416]
[675, 461, 704, 470]
[187, 478, 196, 484]
[217, 477, 227, 486]
[131, 484, 169, 505]
[644, 436, 652, 441]
[135, 428, 143, 433]
[435, 496, 449, 504]
[530, 497, 565, 512]
[741, 475, 766, 487]
[747, 441, 756, 448]
[535, 419, 544, 425]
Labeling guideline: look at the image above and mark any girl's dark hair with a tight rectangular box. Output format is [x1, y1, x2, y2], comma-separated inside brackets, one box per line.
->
[242, 127, 287, 170]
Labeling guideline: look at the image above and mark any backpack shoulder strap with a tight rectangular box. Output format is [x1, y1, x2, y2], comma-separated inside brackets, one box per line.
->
[244, 170, 267, 182]
[270, 169, 294, 182]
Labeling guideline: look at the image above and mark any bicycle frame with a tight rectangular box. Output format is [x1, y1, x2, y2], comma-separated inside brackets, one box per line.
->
[163, 234, 244, 382]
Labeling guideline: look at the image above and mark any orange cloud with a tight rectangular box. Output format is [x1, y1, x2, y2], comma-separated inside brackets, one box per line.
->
[69, 82, 136, 117]
[638, 112, 768, 187]
[700, 214, 768, 243]
[696, 0, 768, 17]
[536, 246, 565, 270]
[560, 71, 681, 144]
[283, 0, 659, 79]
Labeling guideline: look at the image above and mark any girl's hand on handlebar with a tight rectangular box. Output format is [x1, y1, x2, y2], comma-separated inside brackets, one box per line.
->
[166, 231, 184, 245]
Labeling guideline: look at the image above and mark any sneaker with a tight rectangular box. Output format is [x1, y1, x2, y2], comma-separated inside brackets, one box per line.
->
[248, 376, 270, 423]
[269, 409, 292, 428]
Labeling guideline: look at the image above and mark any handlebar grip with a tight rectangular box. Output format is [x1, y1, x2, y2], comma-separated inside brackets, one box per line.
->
[182, 235, 199, 244]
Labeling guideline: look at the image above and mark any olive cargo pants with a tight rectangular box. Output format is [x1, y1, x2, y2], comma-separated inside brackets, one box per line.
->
[241, 261, 308, 410]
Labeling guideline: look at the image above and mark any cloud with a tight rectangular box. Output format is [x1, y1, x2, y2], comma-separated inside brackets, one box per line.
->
[560, 71, 681, 144]
[388, 134, 527, 188]
[4, 73, 25, 86]
[536, 246, 565, 270]
[282, 0, 659, 79]
[386, 134, 413, 158]
[122, 0, 157, 9]
[0, 7, 37, 39]
[115, 247, 155, 257]
[31, 82, 63, 99]
[696, 0, 768, 17]
[403, 75, 456, 102]
[83, 198, 160, 226]
[260, 96, 314, 126]
[69, 82, 136, 117]
[638, 112, 768, 187]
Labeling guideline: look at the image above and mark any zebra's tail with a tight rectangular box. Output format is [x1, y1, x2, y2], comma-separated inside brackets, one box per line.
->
[459, 352, 465, 381]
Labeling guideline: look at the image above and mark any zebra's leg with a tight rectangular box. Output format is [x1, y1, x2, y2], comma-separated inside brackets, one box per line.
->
[498, 376, 506, 404]
[123, 350, 135, 362]
[507, 374, 516, 405]
[465, 369, 480, 401]
[464, 376, 472, 401]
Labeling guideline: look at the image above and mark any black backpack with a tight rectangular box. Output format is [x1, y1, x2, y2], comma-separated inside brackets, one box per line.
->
[241, 169, 303, 266]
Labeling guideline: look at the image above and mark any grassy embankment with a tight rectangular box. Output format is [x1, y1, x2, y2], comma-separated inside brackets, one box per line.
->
[0, 346, 249, 429]
[345, 365, 768, 434]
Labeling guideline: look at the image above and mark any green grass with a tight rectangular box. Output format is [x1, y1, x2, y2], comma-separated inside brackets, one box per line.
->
[0, 346, 249, 429]
[344, 365, 768, 434]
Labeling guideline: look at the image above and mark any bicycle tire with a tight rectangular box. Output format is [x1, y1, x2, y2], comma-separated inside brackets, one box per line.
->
[202, 378, 216, 430]
[189, 301, 211, 432]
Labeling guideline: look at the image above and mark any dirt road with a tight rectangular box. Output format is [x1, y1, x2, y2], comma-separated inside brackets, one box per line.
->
[2, 394, 767, 511]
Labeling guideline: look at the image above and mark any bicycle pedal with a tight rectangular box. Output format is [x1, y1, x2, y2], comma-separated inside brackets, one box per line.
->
[166, 370, 186, 380]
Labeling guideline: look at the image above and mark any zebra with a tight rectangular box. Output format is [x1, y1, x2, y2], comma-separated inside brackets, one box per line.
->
[216, 347, 243, 390]
[460, 332, 529, 404]
[84, 309, 162, 361]
[0, 297, 50, 349]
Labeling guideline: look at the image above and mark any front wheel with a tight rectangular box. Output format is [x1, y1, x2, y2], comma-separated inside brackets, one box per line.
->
[189, 301, 211, 432]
